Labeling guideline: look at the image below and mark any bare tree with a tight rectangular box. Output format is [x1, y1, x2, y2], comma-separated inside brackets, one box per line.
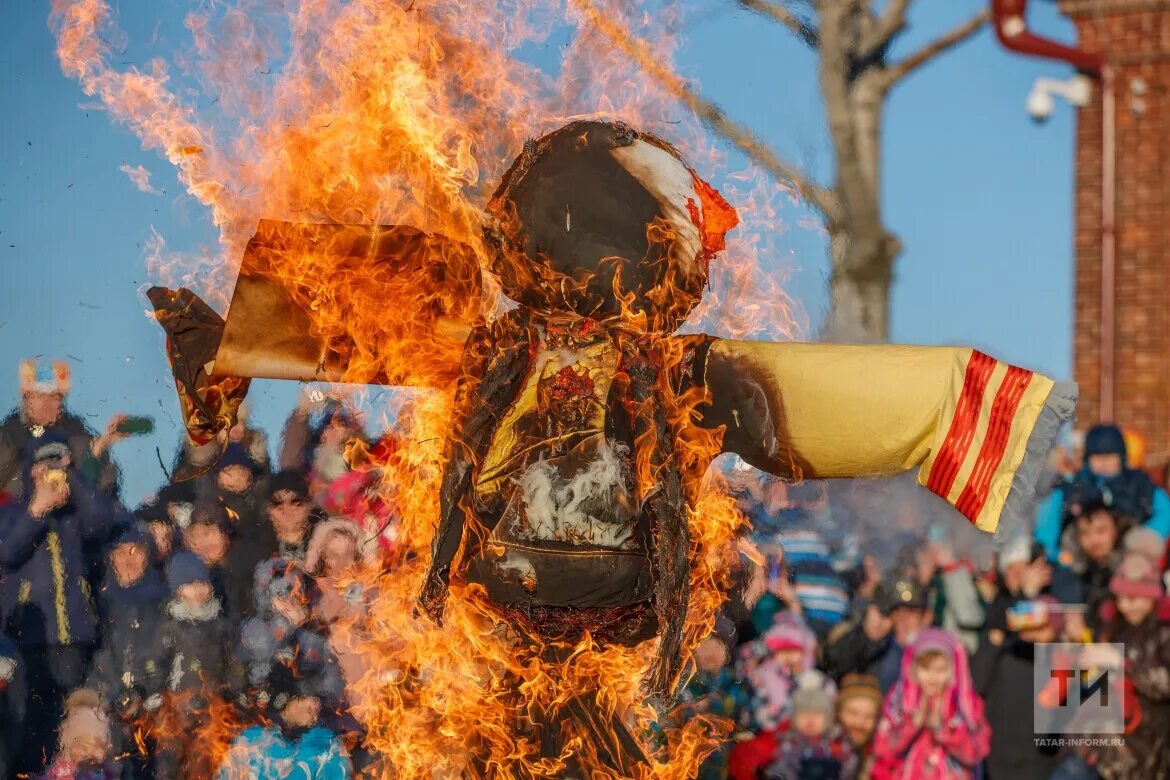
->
[577, 0, 989, 342]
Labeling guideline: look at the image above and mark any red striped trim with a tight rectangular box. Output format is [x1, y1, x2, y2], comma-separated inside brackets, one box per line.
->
[955, 367, 1034, 520]
[926, 351, 997, 498]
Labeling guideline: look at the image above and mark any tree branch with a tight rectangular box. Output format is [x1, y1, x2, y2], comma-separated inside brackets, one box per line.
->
[572, 0, 838, 220]
[736, 0, 819, 47]
[882, 10, 989, 87]
[860, 0, 911, 55]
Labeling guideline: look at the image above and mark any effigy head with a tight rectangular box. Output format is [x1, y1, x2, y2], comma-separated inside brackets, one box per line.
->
[485, 120, 738, 334]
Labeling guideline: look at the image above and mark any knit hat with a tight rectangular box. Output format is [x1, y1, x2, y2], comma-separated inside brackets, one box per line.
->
[1123, 526, 1165, 568]
[876, 577, 929, 614]
[998, 534, 1037, 572]
[20, 359, 71, 395]
[166, 550, 210, 591]
[790, 669, 836, 719]
[763, 612, 814, 656]
[837, 673, 882, 709]
[111, 523, 150, 549]
[1084, 424, 1127, 460]
[267, 470, 311, 502]
[1110, 553, 1164, 600]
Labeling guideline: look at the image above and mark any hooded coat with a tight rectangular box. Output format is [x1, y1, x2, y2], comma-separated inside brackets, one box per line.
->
[871, 629, 990, 780]
[0, 451, 126, 647]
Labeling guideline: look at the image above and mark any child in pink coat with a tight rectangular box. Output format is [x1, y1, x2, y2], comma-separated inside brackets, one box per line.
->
[871, 628, 990, 780]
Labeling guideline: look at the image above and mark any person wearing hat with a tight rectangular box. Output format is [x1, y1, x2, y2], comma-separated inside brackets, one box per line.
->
[825, 576, 933, 694]
[217, 660, 352, 780]
[40, 688, 119, 780]
[0, 434, 130, 775]
[1035, 423, 1170, 562]
[759, 670, 857, 780]
[971, 593, 1068, 779]
[835, 673, 882, 760]
[178, 500, 258, 624]
[1075, 549, 1170, 780]
[0, 359, 132, 500]
[154, 550, 239, 780]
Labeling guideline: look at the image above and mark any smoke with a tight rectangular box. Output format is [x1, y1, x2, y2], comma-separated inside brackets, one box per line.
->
[118, 163, 162, 195]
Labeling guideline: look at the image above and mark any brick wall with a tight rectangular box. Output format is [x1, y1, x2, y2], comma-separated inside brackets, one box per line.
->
[1059, 0, 1170, 464]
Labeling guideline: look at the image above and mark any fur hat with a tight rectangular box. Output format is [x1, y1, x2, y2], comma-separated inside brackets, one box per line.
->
[790, 669, 836, 719]
[1123, 526, 1166, 568]
[1110, 553, 1164, 600]
[20, 359, 71, 395]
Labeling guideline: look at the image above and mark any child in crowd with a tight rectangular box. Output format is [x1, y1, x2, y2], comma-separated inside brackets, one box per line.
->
[40, 689, 118, 780]
[1079, 547, 1170, 779]
[88, 524, 168, 777]
[154, 551, 238, 780]
[836, 673, 882, 775]
[745, 613, 818, 731]
[871, 628, 990, 780]
[761, 669, 857, 780]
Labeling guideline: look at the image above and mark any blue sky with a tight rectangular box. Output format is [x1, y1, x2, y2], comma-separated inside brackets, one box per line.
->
[0, 0, 1081, 504]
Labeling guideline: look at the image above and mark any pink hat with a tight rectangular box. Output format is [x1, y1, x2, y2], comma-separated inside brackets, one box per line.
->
[1110, 553, 1165, 600]
[304, 517, 379, 575]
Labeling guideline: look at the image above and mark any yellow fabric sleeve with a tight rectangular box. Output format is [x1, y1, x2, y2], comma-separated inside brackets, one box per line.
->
[706, 341, 1071, 533]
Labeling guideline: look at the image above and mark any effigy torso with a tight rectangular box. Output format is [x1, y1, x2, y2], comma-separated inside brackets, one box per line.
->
[465, 318, 662, 645]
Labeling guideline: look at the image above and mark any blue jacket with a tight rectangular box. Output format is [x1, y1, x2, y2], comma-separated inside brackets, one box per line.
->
[218, 726, 351, 780]
[1035, 478, 1170, 561]
[0, 472, 124, 646]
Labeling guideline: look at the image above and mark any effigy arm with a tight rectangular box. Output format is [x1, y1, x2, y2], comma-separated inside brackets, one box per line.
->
[702, 341, 1076, 534]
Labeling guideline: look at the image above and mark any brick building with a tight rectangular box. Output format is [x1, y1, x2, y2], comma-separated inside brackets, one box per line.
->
[1059, 0, 1170, 466]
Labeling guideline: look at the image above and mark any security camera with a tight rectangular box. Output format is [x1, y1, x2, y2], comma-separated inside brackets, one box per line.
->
[1027, 88, 1055, 123]
[1026, 75, 1092, 124]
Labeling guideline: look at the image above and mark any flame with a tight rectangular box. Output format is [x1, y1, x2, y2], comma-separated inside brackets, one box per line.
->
[50, 0, 807, 776]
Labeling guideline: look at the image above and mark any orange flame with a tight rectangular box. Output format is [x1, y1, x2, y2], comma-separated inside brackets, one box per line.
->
[50, 0, 806, 776]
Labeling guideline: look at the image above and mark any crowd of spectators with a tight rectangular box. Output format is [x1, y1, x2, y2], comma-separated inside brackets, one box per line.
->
[1, 358, 1169, 780]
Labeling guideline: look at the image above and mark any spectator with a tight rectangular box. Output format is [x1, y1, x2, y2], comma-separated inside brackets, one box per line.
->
[761, 669, 856, 780]
[1082, 549, 1170, 779]
[239, 560, 343, 716]
[676, 616, 746, 780]
[179, 502, 246, 622]
[137, 482, 195, 564]
[264, 471, 320, 566]
[217, 663, 351, 780]
[305, 519, 379, 710]
[972, 595, 1065, 779]
[0, 360, 127, 500]
[1036, 423, 1169, 560]
[1059, 502, 1128, 619]
[744, 613, 818, 731]
[915, 537, 986, 654]
[0, 636, 27, 779]
[0, 435, 126, 775]
[154, 551, 238, 780]
[825, 578, 932, 693]
[280, 398, 363, 505]
[173, 402, 269, 480]
[987, 536, 1083, 633]
[836, 673, 882, 774]
[871, 629, 990, 780]
[762, 525, 851, 639]
[87, 525, 168, 776]
[39, 689, 118, 780]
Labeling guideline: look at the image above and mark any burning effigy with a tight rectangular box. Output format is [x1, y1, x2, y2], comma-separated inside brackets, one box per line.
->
[47, 1, 1075, 777]
[146, 119, 1075, 777]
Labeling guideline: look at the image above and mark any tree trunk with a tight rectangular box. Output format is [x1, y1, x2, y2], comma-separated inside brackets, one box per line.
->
[821, 230, 896, 343]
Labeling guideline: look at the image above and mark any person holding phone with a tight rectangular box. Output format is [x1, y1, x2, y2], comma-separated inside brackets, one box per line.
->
[0, 434, 129, 775]
[0, 359, 137, 500]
